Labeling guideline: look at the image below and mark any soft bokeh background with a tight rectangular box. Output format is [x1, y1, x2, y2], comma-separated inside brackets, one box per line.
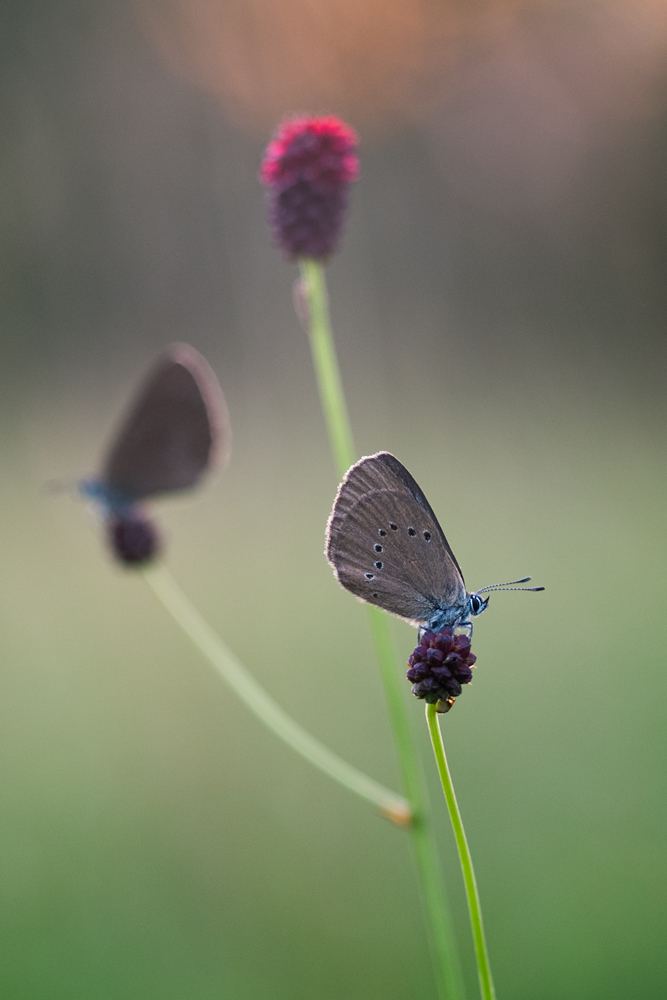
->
[2, 0, 667, 997]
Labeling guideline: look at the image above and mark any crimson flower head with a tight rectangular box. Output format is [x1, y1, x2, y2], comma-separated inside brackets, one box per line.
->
[407, 628, 477, 714]
[260, 116, 359, 260]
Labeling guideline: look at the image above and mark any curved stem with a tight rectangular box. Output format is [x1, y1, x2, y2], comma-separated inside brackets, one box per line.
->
[141, 563, 410, 825]
[426, 703, 496, 1000]
[299, 256, 465, 1000]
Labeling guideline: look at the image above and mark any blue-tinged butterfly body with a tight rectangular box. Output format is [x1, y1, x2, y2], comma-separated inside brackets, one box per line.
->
[326, 452, 541, 633]
[83, 344, 230, 566]
[79, 479, 137, 517]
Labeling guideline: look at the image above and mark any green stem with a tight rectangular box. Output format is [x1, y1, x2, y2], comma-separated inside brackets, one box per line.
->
[426, 703, 496, 1000]
[367, 606, 463, 1000]
[140, 563, 410, 825]
[299, 256, 465, 1000]
[299, 258, 356, 475]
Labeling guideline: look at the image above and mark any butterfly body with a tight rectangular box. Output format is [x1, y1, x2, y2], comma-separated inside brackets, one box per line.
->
[326, 452, 489, 633]
[79, 479, 136, 516]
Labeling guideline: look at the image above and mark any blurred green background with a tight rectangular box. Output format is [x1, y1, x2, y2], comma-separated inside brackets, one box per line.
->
[2, 0, 667, 997]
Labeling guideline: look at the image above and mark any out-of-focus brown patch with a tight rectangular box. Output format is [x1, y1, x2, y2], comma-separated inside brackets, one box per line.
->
[137, 0, 521, 135]
[421, 0, 667, 213]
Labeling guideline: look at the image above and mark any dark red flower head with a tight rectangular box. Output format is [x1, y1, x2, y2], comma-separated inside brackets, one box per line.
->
[407, 628, 477, 714]
[107, 510, 160, 566]
[260, 116, 359, 260]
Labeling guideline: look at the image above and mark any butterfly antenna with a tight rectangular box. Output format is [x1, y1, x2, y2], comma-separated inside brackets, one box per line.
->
[476, 577, 545, 594]
[481, 586, 544, 593]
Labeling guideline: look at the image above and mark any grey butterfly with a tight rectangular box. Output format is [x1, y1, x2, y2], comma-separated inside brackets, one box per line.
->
[326, 451, 542, 633]
[82, 343, 231, 513]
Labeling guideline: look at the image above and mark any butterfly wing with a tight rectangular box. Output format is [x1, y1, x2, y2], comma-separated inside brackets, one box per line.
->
[102, 344, 231, 503]
[326, 452, 467, 627]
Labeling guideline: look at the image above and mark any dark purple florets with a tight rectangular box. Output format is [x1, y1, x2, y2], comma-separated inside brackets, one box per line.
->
[107, 511, 160, 566]
[260, 116, 359, 260]
[407, 628, 477, 713]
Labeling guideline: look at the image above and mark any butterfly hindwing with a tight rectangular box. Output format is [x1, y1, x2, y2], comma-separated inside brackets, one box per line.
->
[102, 344, 230, 503]
[326, 452, 467, 626]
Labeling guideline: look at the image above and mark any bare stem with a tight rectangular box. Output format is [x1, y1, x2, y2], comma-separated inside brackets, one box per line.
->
[141, 563, 410, 825]
[426, 703, 496, 1000]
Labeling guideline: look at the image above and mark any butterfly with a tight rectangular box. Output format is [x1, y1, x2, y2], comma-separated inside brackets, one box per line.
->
[81, 343, 230, 564]
[326, 451, 542, 634]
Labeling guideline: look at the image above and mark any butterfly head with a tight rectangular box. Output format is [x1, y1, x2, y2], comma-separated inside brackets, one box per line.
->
[468, 593, 490, 618]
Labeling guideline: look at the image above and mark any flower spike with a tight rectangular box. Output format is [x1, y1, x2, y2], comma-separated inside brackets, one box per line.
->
[407, 627, 477, 713]
[260, 116, 359, 260]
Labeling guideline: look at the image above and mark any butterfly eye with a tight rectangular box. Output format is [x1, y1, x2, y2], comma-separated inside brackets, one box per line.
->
[469, 595, 489, 616]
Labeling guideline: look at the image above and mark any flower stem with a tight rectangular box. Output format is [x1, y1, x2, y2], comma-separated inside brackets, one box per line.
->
[367, 605, 464, 1000]
[299, 256, 465, 1000]
[140, 562, 410, 825]
[299, 258, 356, 473]
[426, 703, 496, 1000]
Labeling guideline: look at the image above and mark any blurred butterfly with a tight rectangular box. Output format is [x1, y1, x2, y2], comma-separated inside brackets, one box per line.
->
[81, 343, 230, 564]
[326, 452, 542, 634]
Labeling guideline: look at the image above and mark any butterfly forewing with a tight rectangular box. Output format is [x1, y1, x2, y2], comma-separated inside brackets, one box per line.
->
[103, 344, 230, 502]
[326, 452, 467, 627]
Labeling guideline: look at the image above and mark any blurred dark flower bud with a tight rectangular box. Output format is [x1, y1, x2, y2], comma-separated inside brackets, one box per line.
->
[407, 627, 477, 711]
[107, 511, 160, 566]
[260, 116, 359, 260]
